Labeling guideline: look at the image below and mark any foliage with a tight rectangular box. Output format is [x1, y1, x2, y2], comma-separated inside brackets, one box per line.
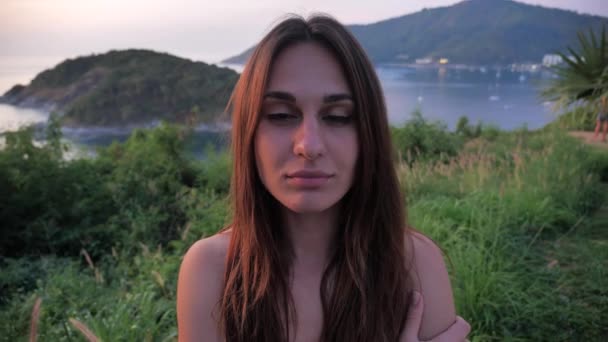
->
[542, 26, 608, 109]
[195, 144, 232, 194]
[0, 121, 221, 258]
[391, 110, 463, 165]
[95, 124, 197, 248]
[0, 125, 117, 257]
[399, 130, 608, 340]
[1, 117, 608, 340]
[456, 116, 481, 139]
[0, 255, 177, 341]
[545, 104, 597, 131]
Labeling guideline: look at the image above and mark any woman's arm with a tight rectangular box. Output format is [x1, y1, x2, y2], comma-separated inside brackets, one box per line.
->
[401, 291, 471, 342]
[407, 232, 458, 340]
[177, 236, 228, 342]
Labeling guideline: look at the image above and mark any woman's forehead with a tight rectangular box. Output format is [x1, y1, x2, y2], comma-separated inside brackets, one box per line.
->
[265, 42, 351, 97]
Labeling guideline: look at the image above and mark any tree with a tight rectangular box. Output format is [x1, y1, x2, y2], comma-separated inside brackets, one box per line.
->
[542, 26, 608, 110]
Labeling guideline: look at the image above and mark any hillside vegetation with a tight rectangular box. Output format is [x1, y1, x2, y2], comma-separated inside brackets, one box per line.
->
[2, 50, 238, 126]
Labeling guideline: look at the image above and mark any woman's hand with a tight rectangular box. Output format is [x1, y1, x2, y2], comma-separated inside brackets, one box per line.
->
[400, 292, 471, 342]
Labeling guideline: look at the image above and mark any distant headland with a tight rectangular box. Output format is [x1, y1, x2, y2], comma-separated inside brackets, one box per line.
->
[223, 0, 608, 66]
[0, 49, 239, 127]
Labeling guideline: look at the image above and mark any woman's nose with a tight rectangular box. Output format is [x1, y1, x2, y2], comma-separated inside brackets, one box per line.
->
[293, 116, 324, 160]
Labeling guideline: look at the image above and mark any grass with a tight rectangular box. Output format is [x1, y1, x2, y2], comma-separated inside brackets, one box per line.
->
[1, 122, 607, 341]
[529, 184, 608, 340]
[400, 130, 608, 340]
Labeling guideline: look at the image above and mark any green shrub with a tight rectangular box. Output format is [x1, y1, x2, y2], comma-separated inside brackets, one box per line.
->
[0, 127, 117, 257]
[391, 110, 463, 165]
[195, 144, 231, 194]
[455, 116, 483, 139]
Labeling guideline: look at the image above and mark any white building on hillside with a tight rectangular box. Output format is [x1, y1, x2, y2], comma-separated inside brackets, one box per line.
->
[542, 54, 563, 67]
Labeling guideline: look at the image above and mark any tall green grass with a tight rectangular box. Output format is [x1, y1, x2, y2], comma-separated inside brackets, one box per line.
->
[400, 129, 607, 340]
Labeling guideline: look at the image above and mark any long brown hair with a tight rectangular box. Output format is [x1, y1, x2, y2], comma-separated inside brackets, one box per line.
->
[220, 14, 413, 342]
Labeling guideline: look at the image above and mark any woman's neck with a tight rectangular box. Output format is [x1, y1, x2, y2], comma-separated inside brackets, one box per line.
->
[282, 205, 340, 271]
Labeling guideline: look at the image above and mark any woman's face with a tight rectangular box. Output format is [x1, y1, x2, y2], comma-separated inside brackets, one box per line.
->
[254, 42, 359, 214]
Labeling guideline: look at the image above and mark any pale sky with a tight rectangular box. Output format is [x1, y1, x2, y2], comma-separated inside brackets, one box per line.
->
[1, 0, 607, 63]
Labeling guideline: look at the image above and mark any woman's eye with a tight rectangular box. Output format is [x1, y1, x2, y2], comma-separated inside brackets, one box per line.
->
[266, 113, 299, 122]
[323, 114, 353, 125]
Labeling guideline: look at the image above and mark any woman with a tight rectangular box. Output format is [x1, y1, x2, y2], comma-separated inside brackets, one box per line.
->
[177, 15, 470, 341]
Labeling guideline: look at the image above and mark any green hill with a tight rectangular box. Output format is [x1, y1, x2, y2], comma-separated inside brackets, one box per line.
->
[1, 49, 238, 126]
[223, 0, 608, 65]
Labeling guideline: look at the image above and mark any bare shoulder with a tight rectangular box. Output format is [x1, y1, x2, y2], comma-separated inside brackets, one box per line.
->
[177, 232, 231, 342]
[181, 232, 230, 273]
[406, 230, 457, 340]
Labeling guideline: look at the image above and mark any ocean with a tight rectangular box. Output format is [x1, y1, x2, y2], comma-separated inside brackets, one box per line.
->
[0, 56, 558, 153]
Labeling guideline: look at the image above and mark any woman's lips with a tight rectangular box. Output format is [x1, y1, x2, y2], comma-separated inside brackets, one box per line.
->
[286, 170, 333, 189]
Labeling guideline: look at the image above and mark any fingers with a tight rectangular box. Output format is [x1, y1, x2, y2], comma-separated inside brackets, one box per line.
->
[399, 292, 472, 342]
[430, 316, 471, 342]
[400, 291, 423, 342]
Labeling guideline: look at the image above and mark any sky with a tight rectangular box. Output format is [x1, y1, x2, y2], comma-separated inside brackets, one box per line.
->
[1, 0, 607, 64]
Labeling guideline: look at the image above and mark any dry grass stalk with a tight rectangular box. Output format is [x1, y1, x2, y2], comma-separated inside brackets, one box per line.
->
[81, 249, 104, 284]
[94, 269, 104, 284]
[81, 249, 95, 270]
[139, 242, 150, 256]
[152, 270, 165, 289]
[29, 297, 42, 342]
[111, 247, 118, 259]
[181, 222, 192, 241]
[69, 318, 99, 342]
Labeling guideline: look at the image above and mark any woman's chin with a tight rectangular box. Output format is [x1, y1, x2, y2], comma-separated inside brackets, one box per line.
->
[279, 195, 343, 215]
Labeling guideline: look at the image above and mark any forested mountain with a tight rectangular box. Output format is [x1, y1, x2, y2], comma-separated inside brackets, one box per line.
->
[223, 0, 608, 65]
[1, 49, 238, 126]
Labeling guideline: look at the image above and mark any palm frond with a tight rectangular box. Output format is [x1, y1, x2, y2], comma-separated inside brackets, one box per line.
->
[542, 25, 608, 109]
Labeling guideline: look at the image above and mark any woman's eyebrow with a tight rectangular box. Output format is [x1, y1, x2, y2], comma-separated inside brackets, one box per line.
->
[263, 91, 353, 104]
[323, 93, 353, 103]
[263, 91, 296, 102]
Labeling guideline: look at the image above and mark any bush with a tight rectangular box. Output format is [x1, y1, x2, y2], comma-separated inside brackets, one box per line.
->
[391, 110, 463, 165]
[0, 127, 117, 257]
[0, 122, 210, 258]
[455, 116, 482, 139]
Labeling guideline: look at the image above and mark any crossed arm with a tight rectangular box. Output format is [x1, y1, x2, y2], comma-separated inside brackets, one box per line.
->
[400, 231, 470, 341]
